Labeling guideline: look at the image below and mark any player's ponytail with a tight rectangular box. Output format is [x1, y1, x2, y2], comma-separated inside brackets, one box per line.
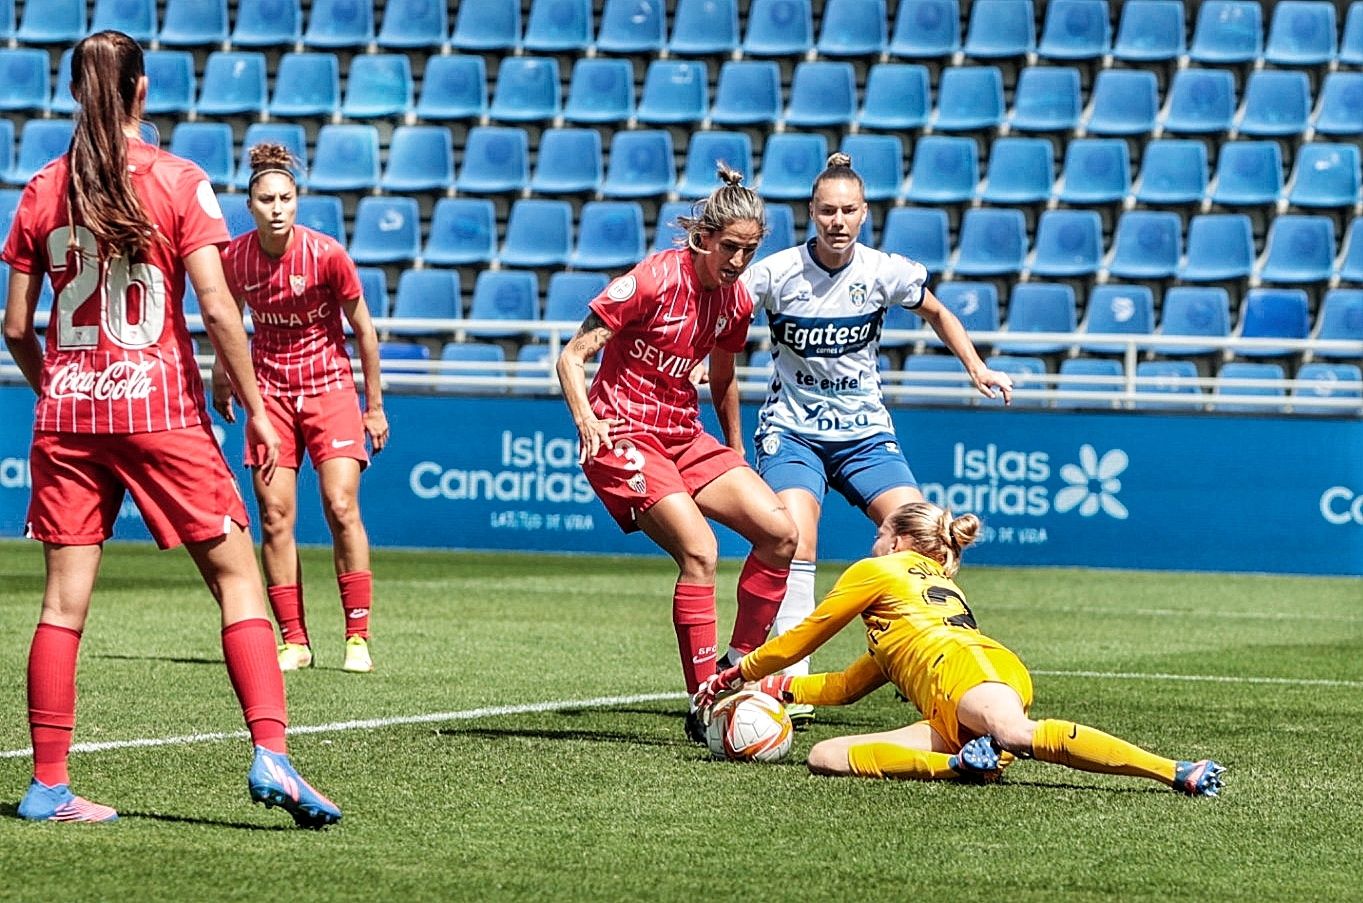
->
[884, 501, 979, 577]
[676, 162, 767, 252]
[812, 151, 864, 197]
[66, 30, 155, 261]
[246, 142, 299, 192]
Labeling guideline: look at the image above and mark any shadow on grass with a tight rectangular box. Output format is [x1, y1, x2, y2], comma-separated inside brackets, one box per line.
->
[120, 809, 294, 830]
[91, 653, 223, 666]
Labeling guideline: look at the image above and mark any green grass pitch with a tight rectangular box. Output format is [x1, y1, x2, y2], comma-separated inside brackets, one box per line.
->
[0, 540, 1359, 902]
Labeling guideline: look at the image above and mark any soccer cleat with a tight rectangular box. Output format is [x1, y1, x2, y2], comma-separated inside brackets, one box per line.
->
[684, 709, 708, 745]
[247, 746, 342, 829]
[949, 735, 1002, 780]
[277, 643, 313, 672]
[1173, 759, 1226, 798]
[17, 779, 118, 823]
[786, 702, 816, 729]
[341, 636, 373, 673]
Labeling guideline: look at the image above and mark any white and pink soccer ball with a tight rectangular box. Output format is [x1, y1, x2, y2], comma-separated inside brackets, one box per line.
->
[705, 690, 793, 763]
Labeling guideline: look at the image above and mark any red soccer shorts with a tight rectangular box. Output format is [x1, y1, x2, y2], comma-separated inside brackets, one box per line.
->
[27, 424, 249, 550]
[582, 429, 748, 533]
[245, 389, 369, 471]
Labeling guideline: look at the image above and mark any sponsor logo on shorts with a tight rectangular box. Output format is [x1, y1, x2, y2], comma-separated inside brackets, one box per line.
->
[762, 433, 780, 456]
[627, 473, 648, 495]
[331, 438, 357, 449]
[886, 441, 900, 455]
[49, 360, 155, 402]
[715, 315, 728, 335]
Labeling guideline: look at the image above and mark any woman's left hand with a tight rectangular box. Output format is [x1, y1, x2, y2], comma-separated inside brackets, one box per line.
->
[364, 407, 389, 454]
[971, 367, 1014, 405]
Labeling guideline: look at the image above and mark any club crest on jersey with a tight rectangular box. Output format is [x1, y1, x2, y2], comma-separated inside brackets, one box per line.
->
[849, 282, 868, 308]
[627, 473, 648, 494]
[762, 433, 780, 456]
[607, 275, 636, 302]
[289, 274, 306, 296]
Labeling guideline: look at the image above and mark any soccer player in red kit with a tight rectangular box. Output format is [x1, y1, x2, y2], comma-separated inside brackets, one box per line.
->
[213, 143, 388, 675]
[556, 165, 798, 743]
[1, 31, 340, 827]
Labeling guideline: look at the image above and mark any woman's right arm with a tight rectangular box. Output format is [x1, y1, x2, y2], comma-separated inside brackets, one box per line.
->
[555, 311, 622, 465]
[2, 268, 45, 393]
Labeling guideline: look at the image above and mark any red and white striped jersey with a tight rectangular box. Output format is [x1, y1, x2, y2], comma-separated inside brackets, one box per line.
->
[221, 225, 361, 397]
[587, 248, 753, 440]
[1, 140, 227, 434]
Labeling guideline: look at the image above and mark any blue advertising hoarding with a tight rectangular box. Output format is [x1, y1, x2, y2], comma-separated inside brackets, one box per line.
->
[2, 387, 1361, 575]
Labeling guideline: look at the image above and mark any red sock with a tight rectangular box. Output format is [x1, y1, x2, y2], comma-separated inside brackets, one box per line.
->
[672, 583, 717, 695]
[221, 618, 288, 754]
[28, 623, 81, 787]
[267, 584, 308, 646]
[338, 570, 372, 639]
[729, 554, 790, 655]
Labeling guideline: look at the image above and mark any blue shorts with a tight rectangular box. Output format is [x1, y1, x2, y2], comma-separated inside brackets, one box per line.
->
[754, 430, 917, 513]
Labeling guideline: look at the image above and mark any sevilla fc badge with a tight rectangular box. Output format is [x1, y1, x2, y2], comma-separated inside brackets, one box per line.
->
[290, 274, 306, 296]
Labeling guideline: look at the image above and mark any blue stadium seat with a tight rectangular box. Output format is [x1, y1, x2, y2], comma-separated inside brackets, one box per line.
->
[1237, 288, 1311, 358]
[377, 0, 447, 48]
[1179, 214, 1255, 282]
[1106, 210, 1182, 280]
[1214, 362, 1286, 412]
[1008, 67, 1081, 133]
[451, 0, 519, 50]
[379, 342, 432, 370]
[840, 134, 902, 203]
[197, 52, 267, 116]
[390, 270, 461, 336]
[652, 201, 693, 252]
[571, 202, 646, 270]
[670, 0, 738, 55]
[268, 52, 339, 118]
[785, 61, 857, 129]
[595, 0, 664, 53]
[381, 125, 454, 192]
[979, 137, 1053, 205]
[996, 283, 1076, 355]
[878, 303, 923, 351]
[1038, 0, 1110, 60]
[1209, 141, 1283, 208]
[744, 0, 812, 56]
[530, 128, 602, 195]
[1288, 143, 1362, 210]
[456, 127, 530, 194]
[1292, 362, 1363, 413]
[932, 66, 1004, 132]
[298, 195, 346, 244]
[636, 60, 708, 125]
[881, 208, 949, 274]
[963, 0, 1035, 59]
[499, 199, 573, 268]
[423, 198, 497, 266]
[512, 345, 554, 394]
[158, 0, 227, 46]
[1339, 217, 1363, 283]
[5, 120, 73, 185]
[1162, 68, 1237, 136]
[0, 49, 48, 113]
[602, 130, 675, 198]
[1056, 139, 1130, 206]
[1237, 70, 1311, 138]
[1133, 360, 1203, 410]
[817, 0, 887, 56]
[356, 267, 388, 319]
[1134, 139, 1208, 206]
[857, 64, 930, 132]
[1084, 69, 1159, 137]
[1343, 1, 1363, 65]
[92, 0, 157, 42]
[710, 61, 781, 127]
[904, 135, 978, 205]
[1155, 286, 1231, 355]
[233, 123, 307, 190]
[232, 0, 301, 46]
[144, 51, 195, 116]
[543, 272, 608, 331]
[0, 187, 22, 243]
[756, 203, 796, 263]
[47, 51, 77, 113]
[677, 132, 753, 199]
[1257, 216, 1336, 285]
[308, 125, 380, 192]
[437, 343, 507, 391]
[1313, 290, 1363, 358]
[169, 123, 233, 187]
[930, 282, 1000, 348]
[901, 355, 972, 406]
[759, 133, 828, 201]
[1189, 1, 1263, 64]
[341, 54, 412, 119]
[217, 191, 254, 238]
[415, 55, 487, 121]
[523, 0, 592, 52]
[1312, 72, 1363, 138]
[890, 0, 960, 59]
[1079, 284, 1155, 354]
[1029, 210, 1103, 278]
[489, 56, 561, 122]
[303, 0, 375, 47]
[17, 0, 85, 43]
[563, 58, 633, 124]
[1264, 1, 1337, 66]
[1057, 357, 1123, 408]
[466, 271, 540, 339]
[349, 196, 420, 265]
[1111, 0, 1185, 62]
[952, 208, 1028, 278]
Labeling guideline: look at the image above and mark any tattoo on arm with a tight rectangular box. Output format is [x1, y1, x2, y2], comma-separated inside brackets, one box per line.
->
[568, 312, 614, 358]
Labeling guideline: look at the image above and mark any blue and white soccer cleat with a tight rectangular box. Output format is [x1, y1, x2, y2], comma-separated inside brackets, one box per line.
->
[247, 746, 342, 829]
[17, 779, 118, 823]
[949, 735, 1002, 780]
[1173, 759, 1226, 798]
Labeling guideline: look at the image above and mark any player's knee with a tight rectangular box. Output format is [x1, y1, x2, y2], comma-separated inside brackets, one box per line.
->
[321, 492, 359, 528]
[760, 519, 799, 565]
[806, 740, 849, 776]
[988, 717, 1038, 754]
[258, 500, 295, 533]
[676, 544, 718, 581]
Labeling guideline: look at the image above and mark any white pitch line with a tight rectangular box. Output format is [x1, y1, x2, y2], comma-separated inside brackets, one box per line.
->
[1033, 669, 1363, 688]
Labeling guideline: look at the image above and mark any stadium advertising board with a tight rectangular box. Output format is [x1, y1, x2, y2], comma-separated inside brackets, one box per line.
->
[2, 388, 1360, 575]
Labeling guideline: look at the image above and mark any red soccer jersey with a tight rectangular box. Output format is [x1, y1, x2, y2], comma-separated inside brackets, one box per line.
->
[1, 140, 227, 434]
[221, 225, 361, 397]
[588, 248, 753, 440]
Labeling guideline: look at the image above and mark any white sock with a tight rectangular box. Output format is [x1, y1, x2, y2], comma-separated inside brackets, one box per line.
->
[773, 560, 816, 678]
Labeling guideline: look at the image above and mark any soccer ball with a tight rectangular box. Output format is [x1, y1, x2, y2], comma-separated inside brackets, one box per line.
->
[705, 690, 793, 763]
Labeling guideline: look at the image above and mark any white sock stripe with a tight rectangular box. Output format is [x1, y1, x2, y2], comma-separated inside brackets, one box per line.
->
[789, 561, 817, 573]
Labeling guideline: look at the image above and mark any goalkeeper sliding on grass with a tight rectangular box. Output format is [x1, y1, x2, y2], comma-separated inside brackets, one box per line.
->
[694, 501, 1226, 797]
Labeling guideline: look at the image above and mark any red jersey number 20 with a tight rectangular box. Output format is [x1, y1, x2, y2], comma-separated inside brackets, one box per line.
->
[47, 225, 168, 351]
